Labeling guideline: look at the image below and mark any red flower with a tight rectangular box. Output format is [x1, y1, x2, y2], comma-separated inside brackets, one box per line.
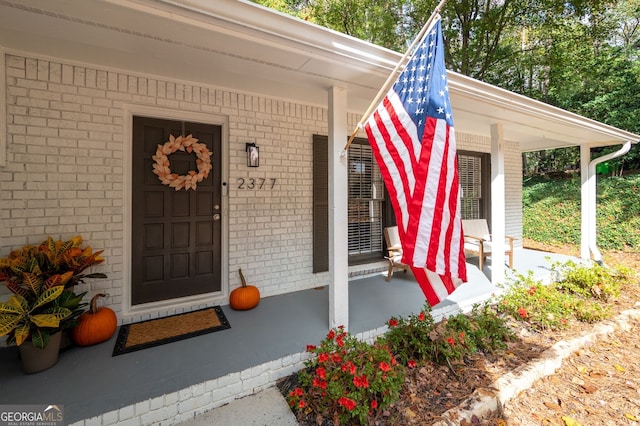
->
[298, 400, 306, 409]
[418, 312, 426, 321]
[336, 336, 344, 347]
[518, 308, 528, 319]
[306, 344, 316, 353]
[327, 330, 335, 340]
[338, 396, 357, 411]
[313, 377, 327, 389]
[316, 367, 326, 379]
[371, 400, 378, 409]
[331, 353, 342, 363]
[318, 353, 329, 363]
[459, 332, 465, 343]
[342, 361, 357, 375]
[379, 362, 391, 372]
[388, 318, 399, 327]
[289, 387, 304, 398]
[528, 286, 537, 295]
[353, 374, 369, 389]
[407, 360, 417, 368]
[446, 337, 456, 346]
[561, 318, 567, 325]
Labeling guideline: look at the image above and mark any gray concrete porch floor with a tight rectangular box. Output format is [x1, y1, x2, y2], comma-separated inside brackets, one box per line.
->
[0, 249, 576, 425]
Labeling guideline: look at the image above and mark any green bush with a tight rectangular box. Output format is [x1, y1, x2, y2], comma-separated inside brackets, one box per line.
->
[498, 261, 637, 330]
[382, 303, 513, 367]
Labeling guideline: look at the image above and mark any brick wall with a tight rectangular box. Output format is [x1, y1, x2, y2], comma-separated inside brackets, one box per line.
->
[1, 53, 524, 323]
[1, 54, 331, 322]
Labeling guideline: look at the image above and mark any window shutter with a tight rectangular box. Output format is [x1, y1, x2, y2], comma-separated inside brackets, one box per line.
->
[312, 135, 329, 273]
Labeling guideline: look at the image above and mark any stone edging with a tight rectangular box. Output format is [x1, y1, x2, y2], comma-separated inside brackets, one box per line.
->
[432, 306, 640, 425]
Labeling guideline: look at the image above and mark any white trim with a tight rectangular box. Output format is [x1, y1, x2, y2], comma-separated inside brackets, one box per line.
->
[328, 86, 349, 330]
[0, 50, 6, 167]
[490, 123, 506, 285]
[121, 104, 230, 321]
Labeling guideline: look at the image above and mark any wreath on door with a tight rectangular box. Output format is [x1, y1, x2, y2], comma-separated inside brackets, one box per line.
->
[152, 134, 212, 191]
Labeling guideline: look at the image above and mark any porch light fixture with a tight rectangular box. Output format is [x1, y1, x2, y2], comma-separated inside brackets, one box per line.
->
[246, 143, 259, 167]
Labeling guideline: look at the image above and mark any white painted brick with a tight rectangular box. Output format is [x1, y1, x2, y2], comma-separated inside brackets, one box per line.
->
[140, 408, 170, 425]
[101, 410, 119, 425]
[118, 404, 135, 421]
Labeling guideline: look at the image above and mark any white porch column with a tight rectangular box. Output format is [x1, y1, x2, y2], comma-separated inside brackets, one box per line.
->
[580, 144, 591, 260]
[490, 124, 506, 285]
[328, 86, 349, 330]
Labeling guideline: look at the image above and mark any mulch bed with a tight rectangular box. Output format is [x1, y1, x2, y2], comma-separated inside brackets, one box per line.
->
[278, 245, 640, 425]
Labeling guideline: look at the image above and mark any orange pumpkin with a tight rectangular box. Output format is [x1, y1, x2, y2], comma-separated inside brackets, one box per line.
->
[229, 268, 260, 310]
[72, 293, 118, 346]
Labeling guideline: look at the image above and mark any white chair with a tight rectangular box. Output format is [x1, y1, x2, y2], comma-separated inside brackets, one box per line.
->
[383, 226, 411, 282]
[462, 219, 516, 270]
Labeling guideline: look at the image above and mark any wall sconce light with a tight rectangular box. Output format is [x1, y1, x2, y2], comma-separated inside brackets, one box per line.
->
[246, 143, 259, 167]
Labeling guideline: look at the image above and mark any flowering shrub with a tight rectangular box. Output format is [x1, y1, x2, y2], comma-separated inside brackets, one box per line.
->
[498, 261, 635, 330]
[287, 326, 405, 425]
[379, 307, 435, 367]
[498, 271, 575, 330]
[383, 303, 513, 367]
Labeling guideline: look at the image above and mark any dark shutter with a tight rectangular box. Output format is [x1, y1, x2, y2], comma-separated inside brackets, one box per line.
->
[312, 135, 329, 273]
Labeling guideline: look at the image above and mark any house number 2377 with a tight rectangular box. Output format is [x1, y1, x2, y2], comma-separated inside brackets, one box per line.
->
[237, 178, 277, 189]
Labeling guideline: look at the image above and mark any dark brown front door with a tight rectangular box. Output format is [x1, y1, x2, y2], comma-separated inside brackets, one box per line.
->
[131, 117, 222, 305]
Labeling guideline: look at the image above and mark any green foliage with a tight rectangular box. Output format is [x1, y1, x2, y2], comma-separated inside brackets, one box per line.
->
[379, 308, 435, 366]
[382, 303, 513, 366]
[498, 261, 637, 330]
[523, 174, 640, 250]
[498, 272, 576, 331]
[0, 236, 106, 348]
[553, 260, 621, 301]
[288, 327, 405, 425]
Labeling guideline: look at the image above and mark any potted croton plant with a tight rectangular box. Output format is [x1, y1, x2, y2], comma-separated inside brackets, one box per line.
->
[0, 236, 106, 373]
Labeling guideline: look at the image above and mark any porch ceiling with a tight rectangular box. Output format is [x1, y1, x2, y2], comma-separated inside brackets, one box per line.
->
[1, 0, 637, 151]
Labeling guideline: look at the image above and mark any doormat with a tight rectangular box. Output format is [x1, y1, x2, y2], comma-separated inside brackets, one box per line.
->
[112, 306, 230, 356]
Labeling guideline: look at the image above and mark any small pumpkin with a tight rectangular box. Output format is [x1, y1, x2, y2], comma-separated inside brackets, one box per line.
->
[72, 293, 118, 346]
[229, 268, 260, 311]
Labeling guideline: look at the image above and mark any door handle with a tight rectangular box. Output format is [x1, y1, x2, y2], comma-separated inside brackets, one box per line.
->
[213, 214, 221, 221]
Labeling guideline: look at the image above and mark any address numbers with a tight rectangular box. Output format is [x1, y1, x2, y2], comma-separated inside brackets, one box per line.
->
[237, 178, 277, 190]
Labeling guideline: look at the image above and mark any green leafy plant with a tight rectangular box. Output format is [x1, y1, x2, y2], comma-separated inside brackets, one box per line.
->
[498, 261, 635, 331]
[380, 306, 435, 366]
[0, 273, 73, 348]
[497, 271, 575, 331]
[383, 303, 514, 368]
[552, 260, 622, 301]
[0, 236, 106, 348]
[287, 326, 405, 425]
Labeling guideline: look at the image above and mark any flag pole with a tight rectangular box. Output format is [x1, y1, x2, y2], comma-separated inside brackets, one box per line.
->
[343, 0, 448, 152]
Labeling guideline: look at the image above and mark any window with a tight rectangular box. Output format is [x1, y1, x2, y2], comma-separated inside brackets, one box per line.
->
[312, 135, 387, 272]
[458, 151, 490, 220]
[347, 142, 385, 261]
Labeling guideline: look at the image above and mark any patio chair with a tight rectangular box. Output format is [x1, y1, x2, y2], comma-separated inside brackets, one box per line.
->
[462, 219, 516, 270]
[383, 226, 411, 282]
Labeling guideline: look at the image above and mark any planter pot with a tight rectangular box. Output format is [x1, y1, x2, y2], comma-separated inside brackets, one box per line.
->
[18, 331, 62, 374]
[59, 328, 75, 352]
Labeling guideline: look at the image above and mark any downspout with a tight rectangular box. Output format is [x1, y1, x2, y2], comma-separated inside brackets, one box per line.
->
[585, 141, 632, 264]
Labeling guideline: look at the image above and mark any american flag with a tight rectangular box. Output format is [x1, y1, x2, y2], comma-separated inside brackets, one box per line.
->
[364, 16, 467, 306]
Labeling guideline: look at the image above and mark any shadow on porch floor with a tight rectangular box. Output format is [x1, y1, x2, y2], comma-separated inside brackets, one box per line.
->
[0, 249, 576, 425]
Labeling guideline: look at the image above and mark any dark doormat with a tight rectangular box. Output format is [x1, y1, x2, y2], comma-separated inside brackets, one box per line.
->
[112, 306, 231, 356]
